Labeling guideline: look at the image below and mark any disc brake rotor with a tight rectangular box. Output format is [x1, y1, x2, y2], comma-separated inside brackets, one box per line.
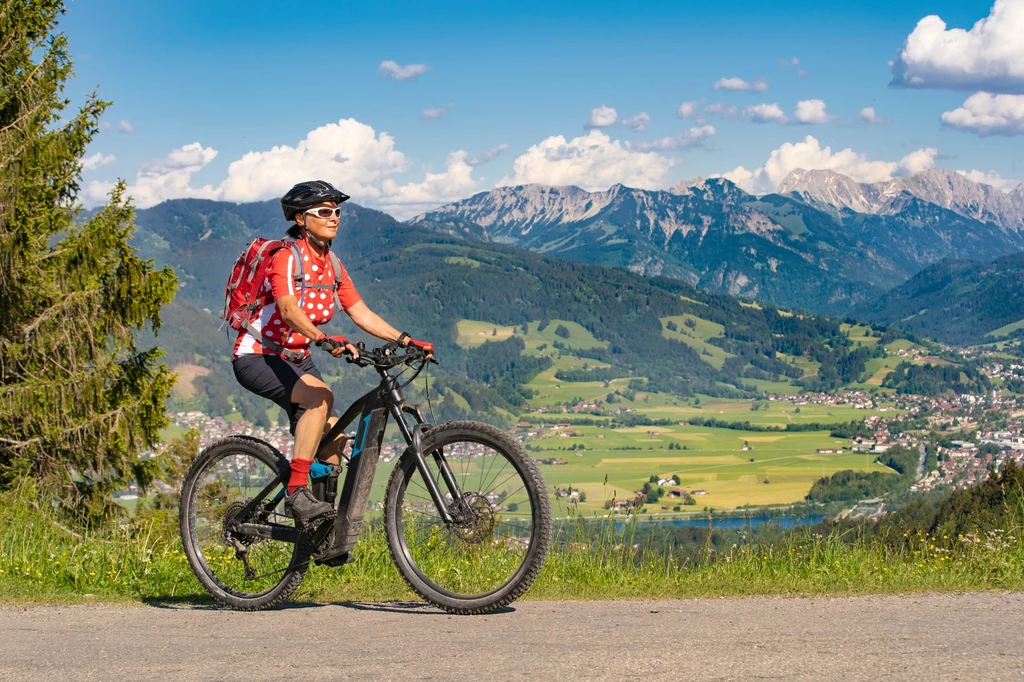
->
[452, 493, 497, 544]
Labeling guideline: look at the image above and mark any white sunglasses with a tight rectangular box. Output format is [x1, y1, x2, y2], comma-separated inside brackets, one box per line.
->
[303, 207, 342, 219]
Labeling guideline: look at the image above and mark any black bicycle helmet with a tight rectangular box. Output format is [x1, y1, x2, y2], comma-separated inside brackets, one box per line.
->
[280, 180, 350, 221]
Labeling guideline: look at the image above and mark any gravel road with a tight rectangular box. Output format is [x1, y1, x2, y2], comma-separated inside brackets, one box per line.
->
[2, 592, 1022, 681]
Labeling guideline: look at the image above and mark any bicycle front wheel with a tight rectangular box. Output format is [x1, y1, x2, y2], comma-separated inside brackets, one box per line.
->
[179, 436, 310, 610]
[384, 421, 551, 614]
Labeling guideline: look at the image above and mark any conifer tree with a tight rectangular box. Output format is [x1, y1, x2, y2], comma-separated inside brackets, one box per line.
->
[0, 0, 178, 516]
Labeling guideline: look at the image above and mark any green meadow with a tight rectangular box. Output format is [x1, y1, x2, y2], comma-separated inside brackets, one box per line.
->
[454, 318, 906, 511]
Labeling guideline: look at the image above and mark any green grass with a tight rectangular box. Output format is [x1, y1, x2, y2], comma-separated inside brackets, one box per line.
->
[660, 314, 733, 370]
[5, 484, 1024, 606]
[988, 318, 1024, 339]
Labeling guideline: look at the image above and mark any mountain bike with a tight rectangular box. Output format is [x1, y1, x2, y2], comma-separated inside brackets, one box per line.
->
[178, 343, 551, 614]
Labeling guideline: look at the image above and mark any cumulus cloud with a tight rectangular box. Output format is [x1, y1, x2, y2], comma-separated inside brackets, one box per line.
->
[81, 152, 116, 171]
[380, 151, 481, 219]
[420, 107, 448, 120]
[859, 107, 890, 125]
[899, 148, 939, 174]
[118, 120, 133, 133]
[793, 99, 834, 124]
[92, 142, 220, 207]
[717, 135, 938, 194]
[585, 105, 618, 129]
[713, 77, 768, 92]
[379, 60, 431, 81]
[629, 125, 717, 152]
[744, 103, 787, 124]
[466, 144, 509, 167]
[780, 57, 800, 67]
[498, 130, 675, 191]
[890, 0, 1024, 93]
[704, 102, 738, 118]
[621, 112, 651, 132]
[217, 119, 408, 203]
[956, 168, 1022, 191]
[677, 99, 704, 118]
[941, 92, 1024, 135]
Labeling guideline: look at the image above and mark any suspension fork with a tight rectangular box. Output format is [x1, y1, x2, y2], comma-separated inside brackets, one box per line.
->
[389, 402, 463, 525]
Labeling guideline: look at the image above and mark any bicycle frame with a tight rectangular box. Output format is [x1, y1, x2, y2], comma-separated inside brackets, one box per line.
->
[232, 357, 464, 566]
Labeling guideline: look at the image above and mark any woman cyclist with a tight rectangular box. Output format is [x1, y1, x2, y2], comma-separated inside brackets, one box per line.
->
[231, 180, 433, 526]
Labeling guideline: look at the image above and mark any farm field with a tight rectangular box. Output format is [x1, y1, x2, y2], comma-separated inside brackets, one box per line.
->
[524, 422, 891, 514]
[451, 318, 909, 511]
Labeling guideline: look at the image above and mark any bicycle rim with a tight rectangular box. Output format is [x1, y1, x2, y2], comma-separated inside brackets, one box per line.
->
[187, 448, 300, 598]
[393, 435, 541, 599]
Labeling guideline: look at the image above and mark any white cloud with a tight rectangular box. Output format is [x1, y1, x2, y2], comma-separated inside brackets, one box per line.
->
[118, 120, 133, 133]
[99, 121, 111, 131]
[99, 142, 220, 207]
[941, 92, 1024, 135]
[622, 112, 651, 132]
[744, 103, 787, 124]
[704, 102, 738, 118]
[379, 60, 430, 81]
[380, 151, 481, 219]
[498, 129, 675, 191]
[898, 147, 939, 175]
[717, 135, 937, 194]
[218, 118, 408, 203]
[466, 144, 509, 167]
[780, 57, 800, 67]
[796, 70, 809, 78]
[713, 77, 768, 92]
[859, 107, 890, 125]
[420, 108, 447, 120]
[629, 125, 717, 152]
[956, 168, 1022, 191]
[585, 105, 618, 129]
[890, 0, 1024, 93]
[677, 99, 704, 118]
[81, 152, 116, 171]
[793, 99, 834, 124]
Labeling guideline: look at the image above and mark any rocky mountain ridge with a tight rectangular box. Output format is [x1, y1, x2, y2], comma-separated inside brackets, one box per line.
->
[777, 168, 1024, 232]
[413, 176, 1024, 315]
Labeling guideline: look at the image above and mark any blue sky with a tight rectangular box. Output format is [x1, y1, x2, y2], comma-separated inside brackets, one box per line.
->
[67, 0, 1024, 218]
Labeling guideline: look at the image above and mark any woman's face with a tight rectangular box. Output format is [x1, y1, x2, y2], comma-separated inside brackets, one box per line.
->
[295, 201, 340, 243]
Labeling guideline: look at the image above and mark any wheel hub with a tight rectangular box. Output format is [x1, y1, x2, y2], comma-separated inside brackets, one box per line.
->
[222, 501, 257, 548]
[451, 493, 496, 544]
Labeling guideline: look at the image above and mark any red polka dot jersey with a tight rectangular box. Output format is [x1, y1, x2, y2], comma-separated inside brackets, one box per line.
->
[233, 238, 362, 360]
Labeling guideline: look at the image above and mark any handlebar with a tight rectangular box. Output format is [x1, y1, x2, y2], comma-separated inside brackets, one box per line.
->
[343, 341, 437, 370]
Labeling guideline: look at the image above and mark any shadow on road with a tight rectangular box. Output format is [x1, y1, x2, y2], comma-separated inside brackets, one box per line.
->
[140, 597, 516, 615]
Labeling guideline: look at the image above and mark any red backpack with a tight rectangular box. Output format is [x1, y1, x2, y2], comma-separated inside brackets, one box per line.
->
[221, 238, 344, 358]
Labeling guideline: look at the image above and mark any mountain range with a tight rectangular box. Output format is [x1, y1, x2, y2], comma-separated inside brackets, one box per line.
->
[413, 170, 1024, 315]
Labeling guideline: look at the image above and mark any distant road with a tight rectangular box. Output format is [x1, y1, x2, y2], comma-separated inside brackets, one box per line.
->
[3, 593, 1024, 681]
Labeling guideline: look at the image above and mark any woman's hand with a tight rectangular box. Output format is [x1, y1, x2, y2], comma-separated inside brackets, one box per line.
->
[316, 334, 359, 359]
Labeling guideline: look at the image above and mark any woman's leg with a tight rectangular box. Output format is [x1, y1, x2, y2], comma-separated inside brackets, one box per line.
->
[316, 416, 348, 465]
[288, 373, 334, 492]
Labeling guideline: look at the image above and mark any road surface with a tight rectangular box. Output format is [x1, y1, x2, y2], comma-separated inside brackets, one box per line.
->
[2, 592, 1023, 680]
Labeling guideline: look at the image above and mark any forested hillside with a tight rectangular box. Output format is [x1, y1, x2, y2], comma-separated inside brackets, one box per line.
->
[132, 199, 903, 424]
[857, 252, 1024, 346]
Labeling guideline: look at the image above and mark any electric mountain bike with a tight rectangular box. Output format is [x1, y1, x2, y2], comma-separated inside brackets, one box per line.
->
[178, 343, 551, 614]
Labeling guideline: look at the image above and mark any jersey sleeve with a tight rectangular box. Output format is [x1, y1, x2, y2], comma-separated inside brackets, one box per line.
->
[267, 248, 297, 301]
[336, 262, 362, 310]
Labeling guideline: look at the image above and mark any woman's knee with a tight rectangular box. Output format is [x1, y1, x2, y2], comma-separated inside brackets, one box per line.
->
[292, 378, 334, 412]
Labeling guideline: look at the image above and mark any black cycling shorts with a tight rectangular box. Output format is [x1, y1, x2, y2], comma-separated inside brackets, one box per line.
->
[232, 353, 325, 436]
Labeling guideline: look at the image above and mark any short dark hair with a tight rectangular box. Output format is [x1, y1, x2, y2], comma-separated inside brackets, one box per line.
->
[285, 224, 302, 239]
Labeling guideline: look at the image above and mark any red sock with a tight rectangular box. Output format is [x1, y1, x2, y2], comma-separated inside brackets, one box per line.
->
[288, 458, 313, 494]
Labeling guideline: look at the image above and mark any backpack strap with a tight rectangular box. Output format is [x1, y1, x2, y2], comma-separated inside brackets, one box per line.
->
[327, 252, 345, 312]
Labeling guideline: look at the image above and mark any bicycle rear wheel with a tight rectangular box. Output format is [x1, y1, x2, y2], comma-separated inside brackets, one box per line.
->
[384, 421, 551, 614]
[179, 436, 310, 610]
